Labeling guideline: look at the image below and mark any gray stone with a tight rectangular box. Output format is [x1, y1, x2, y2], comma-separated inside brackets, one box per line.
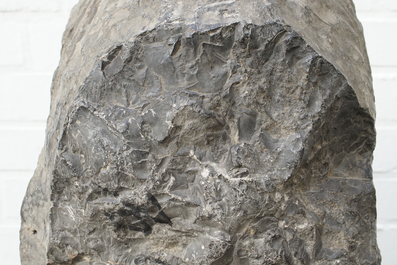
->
[20, 0, 380, 264]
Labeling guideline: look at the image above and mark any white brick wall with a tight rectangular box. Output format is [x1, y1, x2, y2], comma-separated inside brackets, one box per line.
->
[355, 2, 397, 264]
[0, 1, 79, 264]
[0, 0, 395, 264]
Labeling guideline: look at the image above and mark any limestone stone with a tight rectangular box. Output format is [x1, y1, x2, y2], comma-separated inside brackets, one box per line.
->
[20, 0, 380, 264]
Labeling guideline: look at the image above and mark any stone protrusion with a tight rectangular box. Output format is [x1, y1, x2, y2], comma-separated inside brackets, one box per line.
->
[20, 1, 380, 264]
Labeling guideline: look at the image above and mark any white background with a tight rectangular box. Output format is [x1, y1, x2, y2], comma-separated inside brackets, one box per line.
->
[0, 0, 395, 264]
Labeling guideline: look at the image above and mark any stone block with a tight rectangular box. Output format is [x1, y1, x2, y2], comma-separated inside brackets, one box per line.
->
[20, 1, 381, 264]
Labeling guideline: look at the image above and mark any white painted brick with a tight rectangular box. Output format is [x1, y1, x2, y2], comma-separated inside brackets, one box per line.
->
[0, 227, 21, 265]
[372, 66, 397, 78]
[373, 127, 397, 173]
[0, 172, 32, 225]
[372, 67, 397, 122]
[0, 0, 61, 12]
[373, 74, 397, 123]
[0, 73, 51, 122]
[358, 15, 397, 67]
[355, 0, 397, 12]
[27, 16, 70, 71]
[0, 123, 45, 171]
[62, 0, 80, 13]
[0, 20, 25, 67]
[373, 175, 397, 224]
[376, 227, 397, 265]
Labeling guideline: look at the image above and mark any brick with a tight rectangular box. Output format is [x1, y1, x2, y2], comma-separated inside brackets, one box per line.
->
[0, 172, 32, 224]
[373, 176, 397, 223]
[62, 0, 80, 13]
[358, 15, 397, 67]
[355, 0, 397, 12]
[377, 227, 397, 265]
[373, 127, 397, 173]
[373, 72, 397, 123]
[0, 73, 51, 122]
[0, 123, 45, 171]
[0, 0, 61, 12]
[0, 227, 21, 265]
[374, 175, 397, 265]
[0, 20, 25, 67]
[27, 16, 70, 71]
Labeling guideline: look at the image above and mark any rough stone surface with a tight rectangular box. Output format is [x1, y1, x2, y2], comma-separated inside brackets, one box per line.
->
[20, 1, 380, 264]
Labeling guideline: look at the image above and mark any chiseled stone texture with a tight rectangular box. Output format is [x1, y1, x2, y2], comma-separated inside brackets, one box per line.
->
[20, 0, 380, 264]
